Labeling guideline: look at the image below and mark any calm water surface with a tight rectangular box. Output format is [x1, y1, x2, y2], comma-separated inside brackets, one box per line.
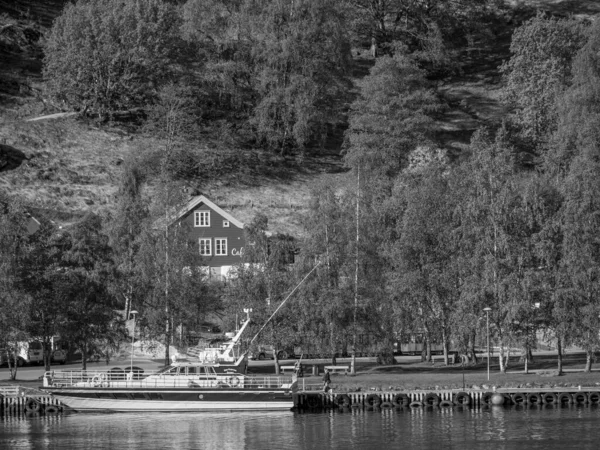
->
[2, 406, 600, 449]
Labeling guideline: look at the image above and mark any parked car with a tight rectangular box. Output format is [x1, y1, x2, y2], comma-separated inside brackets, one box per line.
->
[51, 348, 67, 364]
[249, 345, 275, 361]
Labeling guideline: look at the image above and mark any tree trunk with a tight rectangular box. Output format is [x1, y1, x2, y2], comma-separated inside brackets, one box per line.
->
[426, 339, 431, 362]
[557, 336, 563, 375]
[498, 344, 505, 373]
[274, 351, 280, 375]
[164, 315, 171, 367]
[81, 346, 87, 371]
[442, 328, 448, 365]
[585, 350, 593, 372]
[468, 331, 478, 364]
[43, 336, 52, 372]
[8, 352, 17, 380]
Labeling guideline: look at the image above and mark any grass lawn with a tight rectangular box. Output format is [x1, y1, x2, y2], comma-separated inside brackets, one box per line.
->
[251, 352, 600, 392]
[4, 352, 600, 393]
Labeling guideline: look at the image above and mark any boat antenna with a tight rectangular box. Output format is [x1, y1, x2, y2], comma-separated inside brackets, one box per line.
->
[248, 260, 321, 347]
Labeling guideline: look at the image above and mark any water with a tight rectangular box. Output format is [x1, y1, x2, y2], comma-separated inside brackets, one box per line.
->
[2, 406, 599, 450]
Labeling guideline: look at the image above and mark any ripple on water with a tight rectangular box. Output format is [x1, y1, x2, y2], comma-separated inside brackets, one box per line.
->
[2, 406, 600, 449]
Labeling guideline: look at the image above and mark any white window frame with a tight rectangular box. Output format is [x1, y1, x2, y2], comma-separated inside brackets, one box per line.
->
[215, 238, 227, 256]
[194, 211, 210, 227]
[223, 220, 230, 227]
[199, 238, 212, 256]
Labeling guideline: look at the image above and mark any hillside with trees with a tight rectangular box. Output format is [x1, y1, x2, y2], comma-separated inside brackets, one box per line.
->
[3, 0, 600, 377]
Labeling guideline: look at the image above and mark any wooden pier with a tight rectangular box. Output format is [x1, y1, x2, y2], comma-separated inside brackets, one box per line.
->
[294, 387, 600, 410]
[3, 384, 600, 416]
[1, 386, 63, 417]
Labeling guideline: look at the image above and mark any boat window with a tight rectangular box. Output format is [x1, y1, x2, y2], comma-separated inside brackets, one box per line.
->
[188, 367, 196, 375]
[156, 366, 176, 375]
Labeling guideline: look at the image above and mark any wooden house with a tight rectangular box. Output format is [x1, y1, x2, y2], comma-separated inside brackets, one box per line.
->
[174, 195, 245, 279]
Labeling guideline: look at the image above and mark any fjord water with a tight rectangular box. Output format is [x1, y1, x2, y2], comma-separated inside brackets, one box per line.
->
[2, 406, 599, 449]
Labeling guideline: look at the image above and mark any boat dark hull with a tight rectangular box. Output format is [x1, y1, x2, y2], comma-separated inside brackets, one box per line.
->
[42, 387, 294, 412]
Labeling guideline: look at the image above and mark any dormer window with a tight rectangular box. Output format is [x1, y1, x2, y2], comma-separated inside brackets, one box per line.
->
[223, 220, 230, 227]
[194, 211, 210, 227]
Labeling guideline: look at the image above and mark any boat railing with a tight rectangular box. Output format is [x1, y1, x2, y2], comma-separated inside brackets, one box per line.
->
[43, 370, 295, 389]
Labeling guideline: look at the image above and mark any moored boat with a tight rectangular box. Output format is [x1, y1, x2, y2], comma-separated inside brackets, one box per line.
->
[41, 361, 297, 412]
[40, 309, 297, 412]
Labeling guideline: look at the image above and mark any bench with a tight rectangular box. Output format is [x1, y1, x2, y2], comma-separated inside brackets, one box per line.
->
[324, 365, 350, 375]
[431, 354, 456, 365]
[279, 365, 297, 374]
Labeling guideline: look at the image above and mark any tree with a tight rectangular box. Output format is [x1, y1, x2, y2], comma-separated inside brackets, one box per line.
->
[344, 49, 441, 188]
[106, 156, 149, 321]
[547, 18, 600, 175]
[560, 149, 600, 372]
[347, 0, 502, 68]
[44, 0, 182, 118]
[249, 0, 352, 152]
[181, 0, 254, 116]
[388, 157, 460, 365]
[296, 178, 356, 364]
[53, 213, 122, 370]
[224, 213, 297, 372]
[501, 13, 588, 148]
[135, 217, 214, 365]
[0, 195, 33, 379]
[182, 0, 353, 152]
[541, 20, 600, 372]
[455, 128, 536, 373]
[18, 221, 68, 371]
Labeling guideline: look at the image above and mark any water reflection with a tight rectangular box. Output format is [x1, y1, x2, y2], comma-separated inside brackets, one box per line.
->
[3, 406, 600, 449]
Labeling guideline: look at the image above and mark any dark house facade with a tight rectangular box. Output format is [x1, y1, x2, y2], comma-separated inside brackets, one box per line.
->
[175, 195, 245, 279]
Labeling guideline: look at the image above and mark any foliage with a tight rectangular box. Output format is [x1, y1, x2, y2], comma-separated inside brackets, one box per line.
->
[44, 0, 182, 118]
[295, 179, 356, 361]
[501, 12, 588, 148]
[387, 159, 459, 362]
[182, 0, 352, 152]
[547, 18, 600, 176]
[223, 214, 297, 368]
[452, 128, 538, 372]
[181, 0, 254, 116]
[249, 0, 352, 152]
[344, 50, 441, 185]
[105, 155, 149, 320]
[52, 213, 123, 370]
[348, 0, 502, 71]
[0, 194, 33, 379]
[135, 217, 215, 365]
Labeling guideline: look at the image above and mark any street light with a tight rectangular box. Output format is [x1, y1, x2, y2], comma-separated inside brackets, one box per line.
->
[130, 310, 138, 373]
[483, 307, 492, 381]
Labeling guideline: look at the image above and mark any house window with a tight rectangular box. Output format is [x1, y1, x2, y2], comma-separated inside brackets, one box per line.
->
[199, 238, 211, 256]
[215, 238, 227, 256]
[194, 211, 210, 227]
[223, 220, 230, 227]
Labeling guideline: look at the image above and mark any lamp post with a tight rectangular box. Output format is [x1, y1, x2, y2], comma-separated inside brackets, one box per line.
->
[483, 307, 492, 381]
[130, 310, 138, 371]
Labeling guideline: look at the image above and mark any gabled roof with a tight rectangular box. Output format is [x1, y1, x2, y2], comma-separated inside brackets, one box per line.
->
[174, 195, 244, 229]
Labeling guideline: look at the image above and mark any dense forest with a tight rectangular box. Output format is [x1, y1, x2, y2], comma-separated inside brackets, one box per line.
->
[2, 0, 600, 378]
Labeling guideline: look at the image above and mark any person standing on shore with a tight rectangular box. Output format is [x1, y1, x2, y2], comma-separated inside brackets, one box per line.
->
[322, 368, 331, 392]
